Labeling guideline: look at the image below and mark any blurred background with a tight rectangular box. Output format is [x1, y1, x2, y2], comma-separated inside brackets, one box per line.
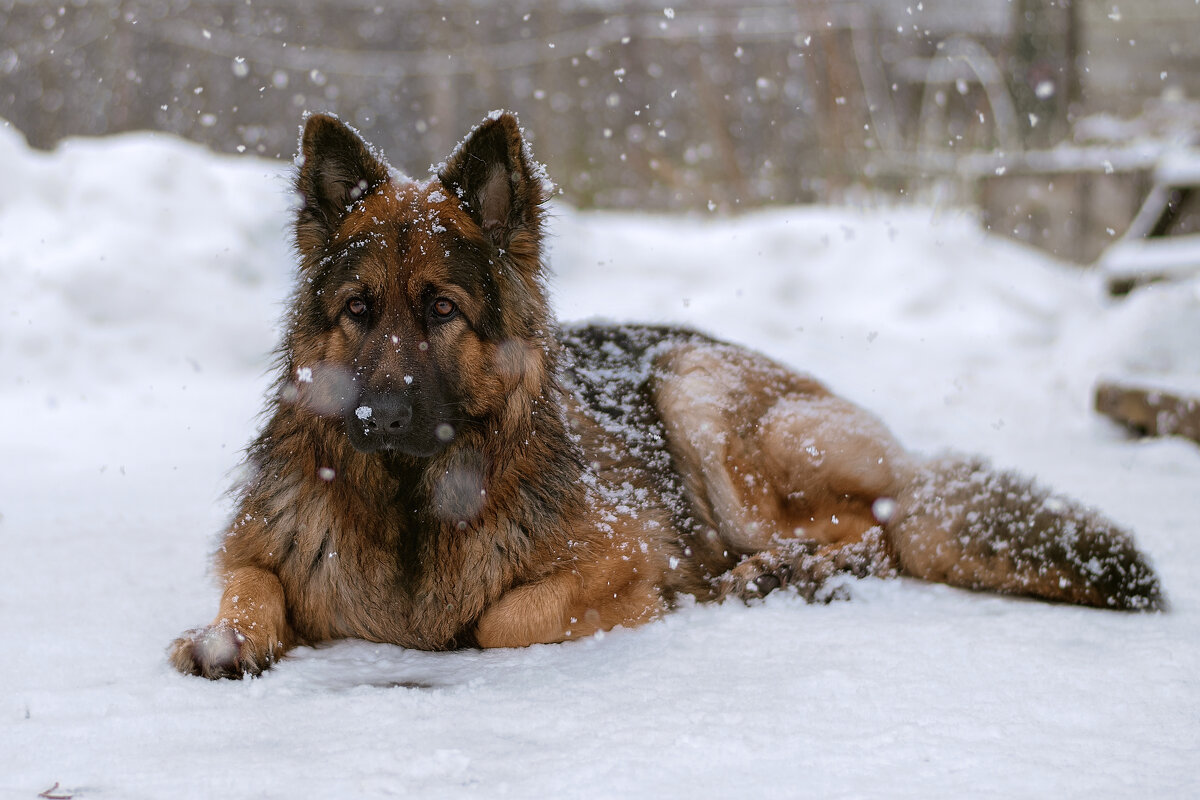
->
[2, 0, 1199, 266]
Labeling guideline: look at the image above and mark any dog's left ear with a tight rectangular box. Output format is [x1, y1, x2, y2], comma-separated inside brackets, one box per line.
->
[437, 112, 547, 251]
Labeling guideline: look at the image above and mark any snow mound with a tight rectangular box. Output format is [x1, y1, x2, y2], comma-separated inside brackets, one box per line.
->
[0, 121, 294, 386]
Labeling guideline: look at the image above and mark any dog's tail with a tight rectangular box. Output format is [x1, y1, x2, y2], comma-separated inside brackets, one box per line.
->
[885, 456, 1164, 611]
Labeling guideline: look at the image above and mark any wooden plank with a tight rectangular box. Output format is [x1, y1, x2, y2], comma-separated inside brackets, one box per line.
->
[1095, 381, 1200, 443]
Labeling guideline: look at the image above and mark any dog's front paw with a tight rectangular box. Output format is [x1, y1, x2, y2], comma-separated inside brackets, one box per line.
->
[168, 623, 268, 680]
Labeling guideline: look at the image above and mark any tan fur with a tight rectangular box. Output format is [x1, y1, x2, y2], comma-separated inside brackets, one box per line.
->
[653, 341, 908, 556]
[476, 525, 668, 648]
[170, 112, 1163, 680]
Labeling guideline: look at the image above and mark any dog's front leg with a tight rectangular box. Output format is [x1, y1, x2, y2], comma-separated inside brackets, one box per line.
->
[169, 566, 295, 679]
[475, 559, 665, 648]
[475, 570, 578, 648]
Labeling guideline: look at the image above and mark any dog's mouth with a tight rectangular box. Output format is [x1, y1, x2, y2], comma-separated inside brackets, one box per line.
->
[344, 411, 457, 457]
[361, 434, 447, 458]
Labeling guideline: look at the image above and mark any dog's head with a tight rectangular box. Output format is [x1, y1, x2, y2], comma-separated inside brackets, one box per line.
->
[282, 112, 553, 457]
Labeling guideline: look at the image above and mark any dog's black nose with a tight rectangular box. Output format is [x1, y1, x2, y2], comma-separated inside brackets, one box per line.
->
[355, 393, 413, 434]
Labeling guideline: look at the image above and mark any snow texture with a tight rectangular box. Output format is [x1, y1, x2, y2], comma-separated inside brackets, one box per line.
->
[1, 122, 1198, 798]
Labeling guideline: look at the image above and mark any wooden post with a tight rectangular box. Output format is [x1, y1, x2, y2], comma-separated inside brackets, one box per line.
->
[1095, 381, 1200, 444]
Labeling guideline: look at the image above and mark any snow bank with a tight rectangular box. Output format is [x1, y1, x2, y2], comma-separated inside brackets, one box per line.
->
[0, 121, 294, 385]
[1, 123, 1197, 798]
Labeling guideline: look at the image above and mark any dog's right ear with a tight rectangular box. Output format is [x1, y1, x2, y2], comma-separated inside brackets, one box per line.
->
[294, 114, 390, 256]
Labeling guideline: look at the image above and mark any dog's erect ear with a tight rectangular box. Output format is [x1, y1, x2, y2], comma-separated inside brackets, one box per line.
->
[295, 114, 390, 255]
[437, 112, 547, 251]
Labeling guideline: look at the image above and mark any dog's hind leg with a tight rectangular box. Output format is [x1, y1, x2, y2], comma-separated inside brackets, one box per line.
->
[654, 341, 908, 595]
[169, 566, 296, 678]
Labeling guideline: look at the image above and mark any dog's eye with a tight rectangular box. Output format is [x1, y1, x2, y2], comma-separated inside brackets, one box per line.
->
[346, 297, 368, 317]
[431, 298, 457, 320]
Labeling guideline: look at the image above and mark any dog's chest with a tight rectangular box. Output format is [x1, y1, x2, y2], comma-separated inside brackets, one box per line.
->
[278, 490, 515, 649]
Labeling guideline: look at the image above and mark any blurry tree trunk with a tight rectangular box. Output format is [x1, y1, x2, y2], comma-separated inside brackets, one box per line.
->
[689, 39, 747, 209]
[802, 0, 860, 193]
[1009, 0, 1077, 147]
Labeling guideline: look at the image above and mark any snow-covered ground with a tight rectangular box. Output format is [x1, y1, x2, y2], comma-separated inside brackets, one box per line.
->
[1, 121, 1198, 798]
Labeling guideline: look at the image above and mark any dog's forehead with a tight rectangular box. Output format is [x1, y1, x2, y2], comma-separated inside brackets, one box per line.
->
[333, 180, 479, 290]
[337, 181, 463, 241]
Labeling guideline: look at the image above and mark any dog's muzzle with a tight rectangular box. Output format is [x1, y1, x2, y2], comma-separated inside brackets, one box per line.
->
[345, 389, 447, 456]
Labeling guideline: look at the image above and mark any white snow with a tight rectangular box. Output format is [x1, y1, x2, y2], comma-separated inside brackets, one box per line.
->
[1, 121, 1198, 797]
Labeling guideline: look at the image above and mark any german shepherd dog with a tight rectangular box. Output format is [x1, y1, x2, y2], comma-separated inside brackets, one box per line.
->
[170, 112, 1163, 678]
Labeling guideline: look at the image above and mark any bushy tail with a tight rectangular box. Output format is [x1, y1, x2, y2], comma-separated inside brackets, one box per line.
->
[886, 456, 1164, 611]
